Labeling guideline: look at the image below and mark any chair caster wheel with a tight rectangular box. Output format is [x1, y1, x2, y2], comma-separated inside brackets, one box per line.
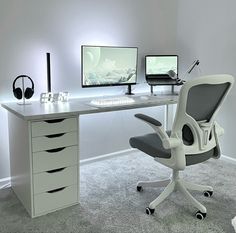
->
[195, 210, 206, 220]
[146, 207, 155, 215]
[203, 190, 213, 197]
[137, 186, 143, 192]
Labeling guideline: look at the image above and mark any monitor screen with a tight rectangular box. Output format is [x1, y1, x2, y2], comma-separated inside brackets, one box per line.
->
[81, 45, 138, 87]
[145, 55, 178, 77]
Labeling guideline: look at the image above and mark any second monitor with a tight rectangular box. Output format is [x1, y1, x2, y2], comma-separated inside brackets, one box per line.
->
[145, 55, 178, 85]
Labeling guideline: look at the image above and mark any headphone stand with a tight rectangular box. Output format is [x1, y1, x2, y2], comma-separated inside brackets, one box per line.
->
[17, 77, 31, 105]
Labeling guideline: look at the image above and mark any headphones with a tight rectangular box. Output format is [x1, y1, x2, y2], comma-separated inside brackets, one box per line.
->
[13, 75, 34, 100]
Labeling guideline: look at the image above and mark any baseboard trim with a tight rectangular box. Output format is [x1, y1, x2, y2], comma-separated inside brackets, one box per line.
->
[80, 148, 135, 165]
[221, 155, 236, 165]
[1, 152, 235, 189]
[0, 177, 11, 189]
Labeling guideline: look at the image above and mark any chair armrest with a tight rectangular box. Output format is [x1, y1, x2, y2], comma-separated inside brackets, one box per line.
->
[134, 113, 181, 149]
[135, 114, 162, 126]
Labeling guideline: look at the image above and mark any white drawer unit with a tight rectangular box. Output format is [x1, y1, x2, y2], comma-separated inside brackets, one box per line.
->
[32, 131, 77, 152]
[33, 166, 78, 194]
[7, 114, 79, 218]
[33, 146, 77, 173]
[31, 117, 77, 137]
[34, 185, 78, 216]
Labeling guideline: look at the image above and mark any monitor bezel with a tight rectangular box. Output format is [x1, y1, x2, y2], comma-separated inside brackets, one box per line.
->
[81, 45, 138, 88]
[145, 54, 179, 78]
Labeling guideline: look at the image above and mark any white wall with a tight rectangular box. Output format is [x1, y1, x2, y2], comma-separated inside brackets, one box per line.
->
[0, 0, 178, 179]
[176, 0, 236, 158]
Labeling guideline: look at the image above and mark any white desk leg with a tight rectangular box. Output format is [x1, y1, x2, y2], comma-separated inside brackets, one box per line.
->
[164, 104, 176, 131]
[164, 105, 169, 131]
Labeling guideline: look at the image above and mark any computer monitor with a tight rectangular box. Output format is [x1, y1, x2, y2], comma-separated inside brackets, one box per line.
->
[81, 45, 138, 88]
[145, 55, 178, 79]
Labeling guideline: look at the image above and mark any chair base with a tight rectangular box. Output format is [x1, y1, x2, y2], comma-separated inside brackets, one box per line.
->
[137, 170, 213, 214]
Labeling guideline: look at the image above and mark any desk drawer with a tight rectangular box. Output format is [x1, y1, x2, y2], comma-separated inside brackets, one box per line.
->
[32, 132, 77, 152]
[34, 185, 78, 215]
[33, 146, 77, 173]
[32, 117, 77, 137]
[33, 166, 77, 194]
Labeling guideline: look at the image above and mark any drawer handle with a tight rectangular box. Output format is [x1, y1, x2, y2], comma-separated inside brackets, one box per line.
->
[44, 119, 65, 124]
[46, 167, 66, 173]
[45, 133, 65, 138]
[47, 187, 66, 193]
[46, 147, 66, 153]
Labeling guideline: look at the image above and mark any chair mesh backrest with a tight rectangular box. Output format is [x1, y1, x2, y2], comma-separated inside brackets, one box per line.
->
[172, 75, 234, 155]
[186, 83, 230, 122]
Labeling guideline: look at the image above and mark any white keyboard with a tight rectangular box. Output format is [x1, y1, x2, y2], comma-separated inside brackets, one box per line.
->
[90, 96, 135, 107]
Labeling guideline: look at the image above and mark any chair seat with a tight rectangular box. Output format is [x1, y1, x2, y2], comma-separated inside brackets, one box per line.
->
[129, 132, 216, 165]
[129, 133, 171, 159]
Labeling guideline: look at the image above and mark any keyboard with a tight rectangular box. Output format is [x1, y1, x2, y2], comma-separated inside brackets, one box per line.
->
[90, 96, 135, 107]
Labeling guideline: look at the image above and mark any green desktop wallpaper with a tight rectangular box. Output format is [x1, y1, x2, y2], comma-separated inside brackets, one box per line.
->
[82, 46, 137, 86]
[146, 56, 177, 75]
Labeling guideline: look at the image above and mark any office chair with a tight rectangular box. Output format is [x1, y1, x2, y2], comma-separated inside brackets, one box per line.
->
[129, 74, 234, 219]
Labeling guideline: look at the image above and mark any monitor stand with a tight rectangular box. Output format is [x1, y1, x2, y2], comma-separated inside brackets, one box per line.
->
[171, 85, 174, 94]
[149, 84, 177, 96]
[150, 85, 156, 96]
[125, 84, 134, 95]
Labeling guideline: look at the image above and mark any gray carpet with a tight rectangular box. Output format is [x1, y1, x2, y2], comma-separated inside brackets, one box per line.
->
[0, 151, 236, 233]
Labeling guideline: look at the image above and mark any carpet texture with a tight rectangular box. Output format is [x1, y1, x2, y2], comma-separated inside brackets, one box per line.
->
[0, 151, 235, 233]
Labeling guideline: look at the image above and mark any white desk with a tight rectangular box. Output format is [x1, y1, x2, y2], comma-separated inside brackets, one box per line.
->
[1, 94, 178, 217]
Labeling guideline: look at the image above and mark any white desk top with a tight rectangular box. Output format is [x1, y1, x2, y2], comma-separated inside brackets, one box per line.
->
[1, 94, 178, 121]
